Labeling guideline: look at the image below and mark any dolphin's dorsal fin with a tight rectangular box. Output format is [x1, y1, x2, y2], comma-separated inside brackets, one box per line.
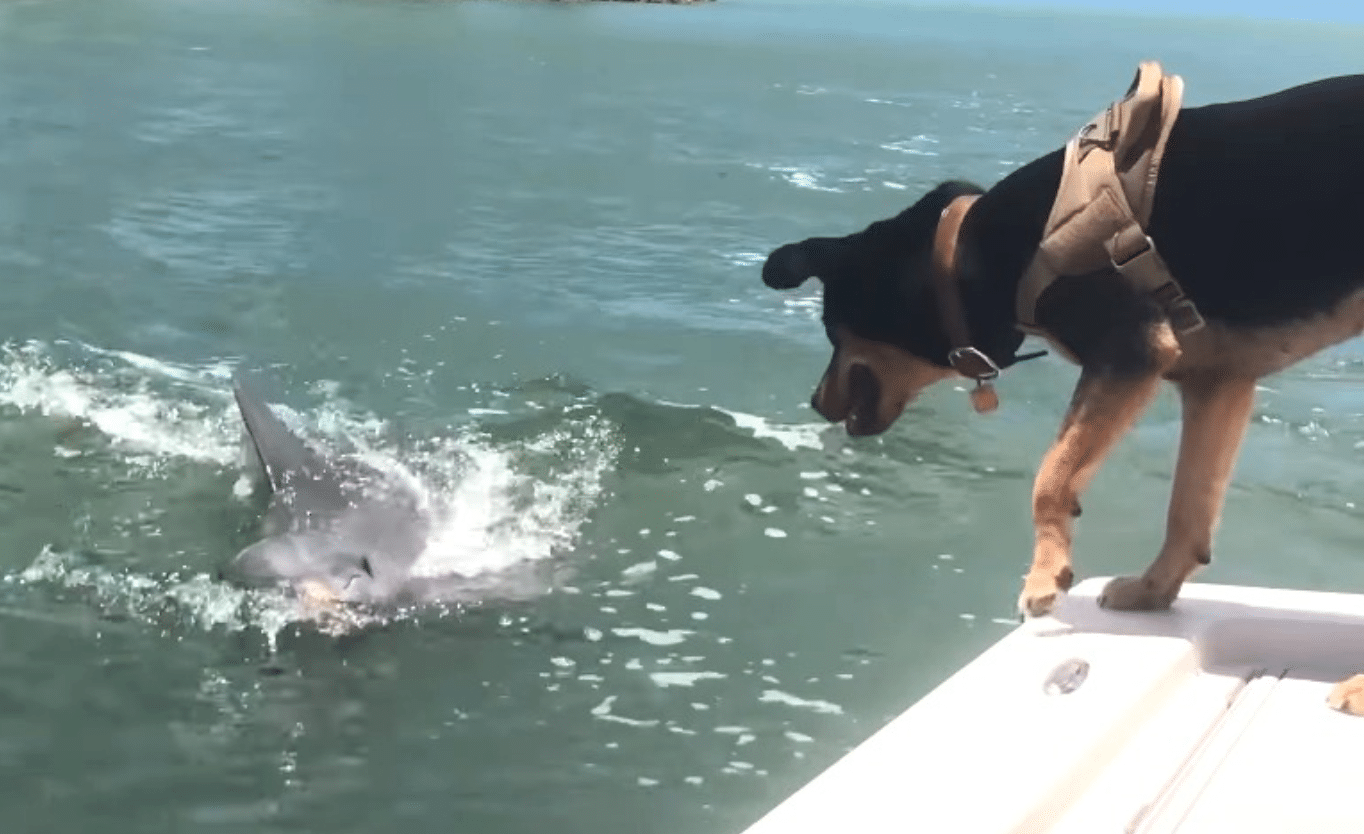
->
[232, 375, 332, 493]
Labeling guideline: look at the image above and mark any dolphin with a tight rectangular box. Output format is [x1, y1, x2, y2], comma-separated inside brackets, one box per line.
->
[221, 377, 433, 609]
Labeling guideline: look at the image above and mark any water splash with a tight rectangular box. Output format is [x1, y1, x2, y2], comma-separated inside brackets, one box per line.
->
[413, 417, 615, 579]
[11, 546, 324, 645]
[0, 339, 240, 467]
[0, 340, 620, 640]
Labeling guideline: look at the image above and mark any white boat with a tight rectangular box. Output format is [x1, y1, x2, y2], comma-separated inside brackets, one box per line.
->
[740, 577, 1364, 834]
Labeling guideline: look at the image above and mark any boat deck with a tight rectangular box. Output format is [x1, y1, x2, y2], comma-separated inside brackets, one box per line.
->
[740, 578, 1364, 834]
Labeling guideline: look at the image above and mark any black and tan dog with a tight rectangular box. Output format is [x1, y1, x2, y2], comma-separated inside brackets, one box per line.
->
[761, 72, 1364, 711]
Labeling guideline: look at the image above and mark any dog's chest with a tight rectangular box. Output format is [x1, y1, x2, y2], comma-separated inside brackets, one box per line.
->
[1169, 287, 1364, 379]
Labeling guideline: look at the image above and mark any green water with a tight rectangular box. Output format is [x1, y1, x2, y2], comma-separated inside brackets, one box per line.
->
[0, 0, 1362, 830]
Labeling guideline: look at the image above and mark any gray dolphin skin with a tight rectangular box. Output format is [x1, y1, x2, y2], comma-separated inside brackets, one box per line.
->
[222, 377, 432, 609]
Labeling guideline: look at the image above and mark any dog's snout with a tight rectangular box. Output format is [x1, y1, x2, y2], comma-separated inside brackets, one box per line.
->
[810, 388, 831, 421]
[809, 355, 847, 424]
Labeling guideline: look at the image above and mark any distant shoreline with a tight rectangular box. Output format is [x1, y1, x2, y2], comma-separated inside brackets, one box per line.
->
[547, 0, 715, 4]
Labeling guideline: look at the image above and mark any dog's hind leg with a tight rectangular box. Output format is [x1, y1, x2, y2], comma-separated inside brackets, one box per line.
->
[1099, 375, 1258, 611]
[1018, 368, 1167, 617]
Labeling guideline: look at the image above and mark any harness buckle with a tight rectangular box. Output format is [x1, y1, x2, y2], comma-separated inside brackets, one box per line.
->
[1077, 108, 1119, 157]
[1152, 283, 1206, 334]
[1109, 231, 1206, 335]
[948, 346, 1001, 382]
[1109, 230, 1154, 268]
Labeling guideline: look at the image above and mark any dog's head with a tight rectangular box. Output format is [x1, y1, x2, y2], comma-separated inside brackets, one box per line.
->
[762, 181, 984, 436]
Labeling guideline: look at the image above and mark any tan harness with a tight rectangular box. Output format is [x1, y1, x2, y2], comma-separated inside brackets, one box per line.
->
[1018, 60, 1202, 337]
[932, 62, 1202, 412]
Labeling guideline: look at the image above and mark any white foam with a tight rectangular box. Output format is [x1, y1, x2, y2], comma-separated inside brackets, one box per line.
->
[410, 417, 616, 580]
[12, 546, 349, 643]
[621, 561, 658, 580]
[724, 252, 767, 267]
[0, 341, 239, 465]
[717, 407, 827, 452]
[650, 671, 727, 688]
[83, 343, 233, 386]
[879, 135, 940, 157]
[613, 627, 692, 646]
[758, 689, 844, 715]
[590, 696, 659, 728]
[752, 163, 843, 193]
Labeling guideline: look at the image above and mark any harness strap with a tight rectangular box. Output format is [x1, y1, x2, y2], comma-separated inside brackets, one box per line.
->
[1016, 61, 1203, 338]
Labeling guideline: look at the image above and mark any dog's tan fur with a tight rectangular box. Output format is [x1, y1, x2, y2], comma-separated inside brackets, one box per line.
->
[1018, 286, 1364, 620]
[1170, 287, 1364, 380]
[1018, 327, 1177, 617]
[810, 327, 956, 430]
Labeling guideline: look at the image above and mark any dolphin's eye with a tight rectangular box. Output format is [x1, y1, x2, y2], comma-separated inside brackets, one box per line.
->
[359, 556, 374, 578]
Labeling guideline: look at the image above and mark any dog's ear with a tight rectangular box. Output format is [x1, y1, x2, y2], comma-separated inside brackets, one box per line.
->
[762, 238, 838, 290]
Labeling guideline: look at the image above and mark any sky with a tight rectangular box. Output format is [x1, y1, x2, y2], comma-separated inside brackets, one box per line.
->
[1022, 0, 1364, 24]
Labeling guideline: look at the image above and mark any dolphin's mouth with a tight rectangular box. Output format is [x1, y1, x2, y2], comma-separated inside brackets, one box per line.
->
[289, 578, 378, 633]
[296, 578, 342, 608]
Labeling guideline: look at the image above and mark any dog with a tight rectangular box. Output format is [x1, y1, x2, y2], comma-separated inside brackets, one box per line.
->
[760, 71, 1364, 713]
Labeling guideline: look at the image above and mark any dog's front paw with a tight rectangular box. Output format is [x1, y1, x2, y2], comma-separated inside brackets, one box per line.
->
[1098, 576, 1176, 611]
[1017, 568, 1074, 618]
[1327, 675, 1364, 715]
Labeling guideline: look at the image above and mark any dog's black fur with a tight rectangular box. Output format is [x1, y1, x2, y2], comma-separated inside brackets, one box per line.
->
[764, 75, 1364, 380]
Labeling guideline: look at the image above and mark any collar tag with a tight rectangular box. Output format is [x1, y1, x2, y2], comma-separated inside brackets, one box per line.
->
[969, 382, 999, 414]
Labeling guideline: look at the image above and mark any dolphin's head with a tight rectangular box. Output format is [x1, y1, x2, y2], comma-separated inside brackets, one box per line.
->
[223, 534, 385, 607]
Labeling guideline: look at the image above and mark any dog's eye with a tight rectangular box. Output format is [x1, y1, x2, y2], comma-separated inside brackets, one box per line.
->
[358, 556, 374, 578]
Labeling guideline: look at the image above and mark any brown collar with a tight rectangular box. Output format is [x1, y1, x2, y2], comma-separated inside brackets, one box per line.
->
[931, 194, 1000, 413]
